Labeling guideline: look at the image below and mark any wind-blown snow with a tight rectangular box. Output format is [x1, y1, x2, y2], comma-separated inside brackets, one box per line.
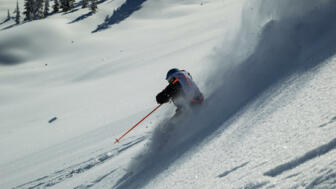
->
[0, 0, 335, 188]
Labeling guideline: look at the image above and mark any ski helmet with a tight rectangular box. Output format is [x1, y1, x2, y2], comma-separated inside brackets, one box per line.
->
[166, 68, 180, 81]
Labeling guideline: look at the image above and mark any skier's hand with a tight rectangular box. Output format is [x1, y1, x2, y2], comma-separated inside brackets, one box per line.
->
[156, 92, 170, 104]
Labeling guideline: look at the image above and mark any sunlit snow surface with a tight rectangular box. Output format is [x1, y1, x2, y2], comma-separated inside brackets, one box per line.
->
[0, 0, 335, 188]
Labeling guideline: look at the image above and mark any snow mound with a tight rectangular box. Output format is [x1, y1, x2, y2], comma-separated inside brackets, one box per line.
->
[0, 20, 73, 65]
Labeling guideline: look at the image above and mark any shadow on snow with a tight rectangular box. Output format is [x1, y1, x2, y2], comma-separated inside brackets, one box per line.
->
[92, 0, 147, 33]
[69, 12, 94, 24]
[68, 0, 108, 24]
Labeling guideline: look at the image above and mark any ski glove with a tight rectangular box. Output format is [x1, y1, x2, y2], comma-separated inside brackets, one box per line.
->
[156, 80, 183, 104]
[156, 92, 170, 104]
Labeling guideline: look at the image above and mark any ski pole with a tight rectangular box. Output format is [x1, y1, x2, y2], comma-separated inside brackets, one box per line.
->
[115, 104, 162, 144]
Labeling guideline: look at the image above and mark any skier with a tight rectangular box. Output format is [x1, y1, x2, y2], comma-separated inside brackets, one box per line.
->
[156, 68, 204, 116]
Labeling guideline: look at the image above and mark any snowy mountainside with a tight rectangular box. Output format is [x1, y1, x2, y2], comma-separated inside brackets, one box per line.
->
[0, 0, 336, 188]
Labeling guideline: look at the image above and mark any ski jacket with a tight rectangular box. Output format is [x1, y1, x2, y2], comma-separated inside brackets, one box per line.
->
[156, 70, 204, 108]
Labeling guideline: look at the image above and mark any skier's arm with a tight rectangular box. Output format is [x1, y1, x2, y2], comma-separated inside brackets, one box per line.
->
[156, 82, 181, 104]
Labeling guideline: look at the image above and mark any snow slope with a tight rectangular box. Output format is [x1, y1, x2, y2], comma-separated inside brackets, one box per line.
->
[145, 56, 336, 189]
[0, 0, 335, 188]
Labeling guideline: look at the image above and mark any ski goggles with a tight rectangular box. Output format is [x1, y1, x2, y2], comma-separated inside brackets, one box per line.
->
[168, 77, 175, 83]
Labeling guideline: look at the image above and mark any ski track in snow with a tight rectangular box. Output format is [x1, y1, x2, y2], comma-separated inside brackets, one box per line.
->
[240, 181, 270, 189]
[13, 137, 145, 189]
[319, 116, 336, 128]
[217, 162, 249, 178]
[306, 168, 336, 189]
[74, 168, 117, 189]
[264, 137, 336, 177]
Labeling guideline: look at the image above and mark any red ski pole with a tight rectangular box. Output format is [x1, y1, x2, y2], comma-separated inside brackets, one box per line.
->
[115, 104, 162, 144]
